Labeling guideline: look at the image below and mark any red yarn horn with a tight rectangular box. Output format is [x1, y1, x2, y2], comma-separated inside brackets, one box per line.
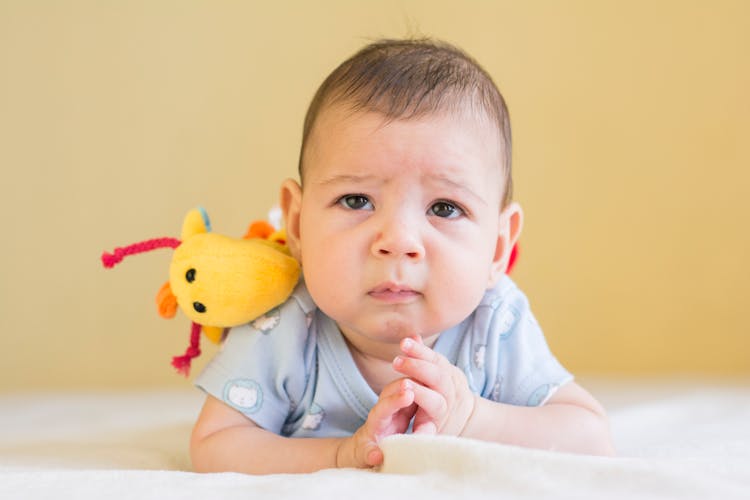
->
[101, 237, 181, 268]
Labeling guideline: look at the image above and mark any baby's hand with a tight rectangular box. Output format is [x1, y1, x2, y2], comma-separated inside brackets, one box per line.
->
[336, 377, 416, 468]
[393, 336, 476, 436]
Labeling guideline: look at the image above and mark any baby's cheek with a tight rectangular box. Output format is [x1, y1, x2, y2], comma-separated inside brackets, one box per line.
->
[302, 253, 355, 316]
[435, 264, 487, 315]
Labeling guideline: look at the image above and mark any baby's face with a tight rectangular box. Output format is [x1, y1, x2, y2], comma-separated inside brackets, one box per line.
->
[286, 105, 517, 351]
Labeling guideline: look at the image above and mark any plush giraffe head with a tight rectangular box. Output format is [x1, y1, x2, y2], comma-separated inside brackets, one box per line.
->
[102, 207, 300, 375]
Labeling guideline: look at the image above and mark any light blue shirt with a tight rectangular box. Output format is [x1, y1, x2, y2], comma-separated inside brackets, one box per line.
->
[195, 276, 572, 437]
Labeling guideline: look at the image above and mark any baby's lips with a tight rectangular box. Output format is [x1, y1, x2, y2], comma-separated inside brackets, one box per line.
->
[369, 281, 416, 294]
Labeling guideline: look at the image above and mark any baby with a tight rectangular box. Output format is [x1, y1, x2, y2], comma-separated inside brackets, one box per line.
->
[191, 38, 614, 474]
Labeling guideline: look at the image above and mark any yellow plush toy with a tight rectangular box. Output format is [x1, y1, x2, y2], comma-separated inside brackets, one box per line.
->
[102, 207, 301, 376]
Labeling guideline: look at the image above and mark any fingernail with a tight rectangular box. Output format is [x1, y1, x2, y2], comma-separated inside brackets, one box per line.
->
[402, 338, 412, 350]
[393, 356, 404, 368]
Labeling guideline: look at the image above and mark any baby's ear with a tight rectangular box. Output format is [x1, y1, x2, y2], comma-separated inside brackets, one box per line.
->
[279, 179, 303, 261]
[488, 202, 523, 287]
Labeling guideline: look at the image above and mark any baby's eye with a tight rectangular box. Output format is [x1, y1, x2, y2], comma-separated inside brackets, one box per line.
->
[338, 194, 373, 211]
[429, 201, 463, 219]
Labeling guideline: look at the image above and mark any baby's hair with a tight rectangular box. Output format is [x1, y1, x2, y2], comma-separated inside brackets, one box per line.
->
[299, 38, 513, 207]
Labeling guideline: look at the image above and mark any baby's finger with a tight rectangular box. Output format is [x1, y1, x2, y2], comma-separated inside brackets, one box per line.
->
[405, 380, 448, 424]
[364, 443, 384, 466]
[369, 384, 415, 428]
[378, 377, 411, 399]
[400, 336, 439, 363]
[393, 355, 443, 390]
[412, 419, 437, 435]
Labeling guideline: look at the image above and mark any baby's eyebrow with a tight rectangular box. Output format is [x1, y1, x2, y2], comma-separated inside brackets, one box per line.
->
[315, 172, 488, 206]
[427, 174, 487, 206]
[316, 174, 380, 186]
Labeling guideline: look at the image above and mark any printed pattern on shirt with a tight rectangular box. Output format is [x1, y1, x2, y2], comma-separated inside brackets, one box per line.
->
[224, 379, 263, 413]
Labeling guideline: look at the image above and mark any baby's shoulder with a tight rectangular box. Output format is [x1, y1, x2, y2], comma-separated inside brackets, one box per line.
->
[220, 281, 315, 355]
[478, 275, 530, 312]
[465, 275, 537, 342]
[245, 280, 316, 337]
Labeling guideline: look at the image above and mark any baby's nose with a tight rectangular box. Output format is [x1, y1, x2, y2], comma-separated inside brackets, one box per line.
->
[371, 218, 424, 260]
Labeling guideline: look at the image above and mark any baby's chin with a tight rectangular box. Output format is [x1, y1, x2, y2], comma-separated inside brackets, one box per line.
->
[353, 315, 447, 345]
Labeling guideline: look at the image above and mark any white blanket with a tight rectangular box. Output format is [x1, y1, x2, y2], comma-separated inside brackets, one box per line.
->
[1, 381, 748, 499]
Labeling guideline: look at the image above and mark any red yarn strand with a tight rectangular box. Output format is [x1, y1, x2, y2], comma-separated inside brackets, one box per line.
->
[171, 322, 203, 377]
[101, 237, 181, 268]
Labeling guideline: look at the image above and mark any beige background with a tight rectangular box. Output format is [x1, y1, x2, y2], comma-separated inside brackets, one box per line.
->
[1, 1, 748, 392]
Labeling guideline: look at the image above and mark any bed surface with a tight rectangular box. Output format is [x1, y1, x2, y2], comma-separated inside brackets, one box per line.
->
[1, 380, 748, 499]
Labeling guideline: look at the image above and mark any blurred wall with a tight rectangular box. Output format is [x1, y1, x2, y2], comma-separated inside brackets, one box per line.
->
[1, 1, 748, 391]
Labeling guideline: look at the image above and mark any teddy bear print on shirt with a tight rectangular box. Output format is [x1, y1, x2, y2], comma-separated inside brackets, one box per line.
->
[251, 307, 281, 333]
[224, 379, 263, 413]
[301, 404, 325, 431]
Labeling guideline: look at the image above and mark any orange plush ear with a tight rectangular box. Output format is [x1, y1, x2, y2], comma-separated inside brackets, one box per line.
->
[243, 220, 275, 240]
[156, 281, 178, 318]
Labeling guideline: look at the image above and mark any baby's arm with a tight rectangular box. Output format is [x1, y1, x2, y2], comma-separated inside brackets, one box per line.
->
[191, 379, 416, 474]
[463, 380, 614, 455]
[394, 336, 615, 456]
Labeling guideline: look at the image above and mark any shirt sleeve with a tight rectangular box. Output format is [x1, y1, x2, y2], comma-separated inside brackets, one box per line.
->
[194, 292, 315, 434]
[474, 277, 573, 407]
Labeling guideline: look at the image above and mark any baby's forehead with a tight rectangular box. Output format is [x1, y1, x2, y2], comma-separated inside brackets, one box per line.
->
[322, 104, 496, 145]
[303, 105, 506, 201]
[307, 102, 505, 161]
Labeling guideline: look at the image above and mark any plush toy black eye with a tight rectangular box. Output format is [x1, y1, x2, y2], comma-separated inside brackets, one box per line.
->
[185, 268, 196, 283]
[193, 301, 206, 313]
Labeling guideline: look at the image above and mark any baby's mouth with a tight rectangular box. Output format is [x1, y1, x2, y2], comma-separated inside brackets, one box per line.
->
[368, 282, 421, 303]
